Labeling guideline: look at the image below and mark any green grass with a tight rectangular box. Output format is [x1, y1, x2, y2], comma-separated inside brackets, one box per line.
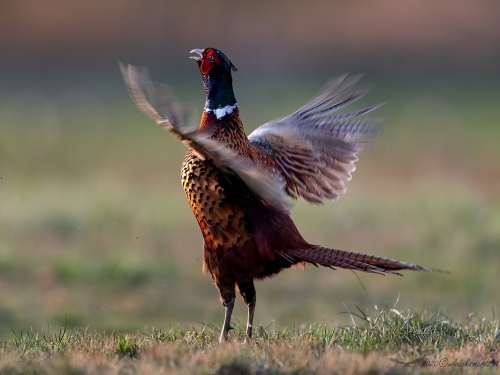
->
[1, 310, 498, 374]
[0, 76, 499, 372]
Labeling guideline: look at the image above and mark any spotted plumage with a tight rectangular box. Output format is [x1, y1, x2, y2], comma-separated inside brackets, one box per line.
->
[181, 149, 250, 250]
[120, 48, 447, 343]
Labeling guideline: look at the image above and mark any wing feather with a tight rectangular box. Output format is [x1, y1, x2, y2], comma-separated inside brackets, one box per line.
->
[121, 63, 382, 209]
[120, 63, 291, 212]
[249, 74, 383, 203]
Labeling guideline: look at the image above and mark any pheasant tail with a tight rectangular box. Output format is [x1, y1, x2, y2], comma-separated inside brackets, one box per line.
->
[287, 246, 449, 276]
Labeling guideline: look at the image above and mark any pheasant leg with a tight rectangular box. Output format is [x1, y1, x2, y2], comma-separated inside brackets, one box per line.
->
[237, 281, 256, 341]
[219, 297, 235, 342]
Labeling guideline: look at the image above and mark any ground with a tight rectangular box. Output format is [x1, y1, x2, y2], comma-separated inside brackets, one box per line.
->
[0, 76, 499, 374]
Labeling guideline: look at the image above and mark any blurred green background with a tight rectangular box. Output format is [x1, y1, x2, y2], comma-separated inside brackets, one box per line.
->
[0, 0, 499, 340]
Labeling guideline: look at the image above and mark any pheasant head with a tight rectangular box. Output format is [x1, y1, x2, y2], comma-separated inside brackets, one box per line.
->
[190, 48, 238, 119]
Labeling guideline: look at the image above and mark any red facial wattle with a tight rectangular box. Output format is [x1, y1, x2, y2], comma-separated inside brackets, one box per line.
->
[200, 49, 221, 75]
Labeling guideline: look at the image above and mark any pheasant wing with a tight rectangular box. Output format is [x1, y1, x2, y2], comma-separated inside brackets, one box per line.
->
[120, 63, 291, 211]
[249, 75, 383, 203]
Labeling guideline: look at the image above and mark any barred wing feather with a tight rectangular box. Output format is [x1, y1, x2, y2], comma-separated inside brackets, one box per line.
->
[249, 75, 383, 203]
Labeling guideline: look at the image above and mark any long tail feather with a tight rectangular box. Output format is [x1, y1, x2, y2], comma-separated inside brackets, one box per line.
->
[286, 246, 449, 276]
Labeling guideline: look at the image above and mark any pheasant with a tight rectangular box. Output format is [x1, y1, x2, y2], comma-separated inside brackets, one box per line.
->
[120, 48, 444, 343]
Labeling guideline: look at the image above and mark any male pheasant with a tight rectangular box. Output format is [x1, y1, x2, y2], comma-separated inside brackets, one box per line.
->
[120, 48, 443, 343]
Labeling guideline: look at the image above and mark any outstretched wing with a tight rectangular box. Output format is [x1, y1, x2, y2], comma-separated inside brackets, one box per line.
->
[249, 75, 383, 203]
[120, 63, 291, 212]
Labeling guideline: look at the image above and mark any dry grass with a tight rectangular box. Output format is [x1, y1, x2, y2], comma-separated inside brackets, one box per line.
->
[2, 344, 495, 375]
[1, 310, 499, 374]
[0, 76, 499, 373]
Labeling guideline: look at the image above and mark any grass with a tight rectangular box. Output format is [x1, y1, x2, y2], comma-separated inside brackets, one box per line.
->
[1, 309, 498, 374]
[0, 76, 499, 372]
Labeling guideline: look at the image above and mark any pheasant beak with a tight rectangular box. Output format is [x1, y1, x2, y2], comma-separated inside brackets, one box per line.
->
[189, 49, 204, 61]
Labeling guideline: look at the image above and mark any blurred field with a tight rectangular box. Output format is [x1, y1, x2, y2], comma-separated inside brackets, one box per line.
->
[1, 0, 500, 348]
[0, 73, 499, 341]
